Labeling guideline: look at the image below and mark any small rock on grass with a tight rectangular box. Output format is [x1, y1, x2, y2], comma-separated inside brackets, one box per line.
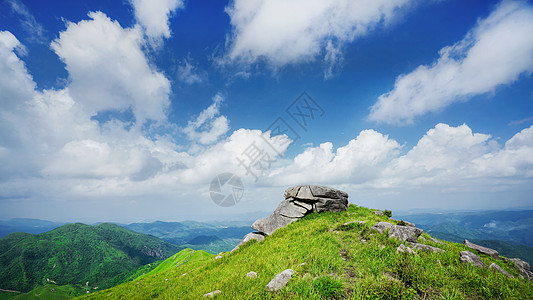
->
[247, 271, 257, 278]
[460, 251, 486, 268]
[490, 263, 514, 278]
[266, 269, 294, 292]
[203, 290, 221, 298]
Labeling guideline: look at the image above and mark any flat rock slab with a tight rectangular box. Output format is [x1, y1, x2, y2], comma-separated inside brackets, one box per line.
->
[277, 199, 308, 218]
[266, 269, 294, 292]
[397, 244, 416, 254]
[388, 225, 423, 241]
[464, 240, 499, 260]
[460, 251, 486, 268]
[284, 185, 348, 204]
[490, 263, 514, 278]
[252, 210, 298, 236]
[370, 222, 394, 234]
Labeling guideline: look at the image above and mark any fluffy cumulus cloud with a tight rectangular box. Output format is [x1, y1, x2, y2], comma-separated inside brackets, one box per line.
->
[269, 123, 533, 193]
[183, 94, 230, 145]
[129, 0, 184, 46]
[50, 12, 171, 125]
[269, 129, 401, 185]
[225, 0, 415, 76]
[0, 31, 35, 110]
[369, 1, 533, 125]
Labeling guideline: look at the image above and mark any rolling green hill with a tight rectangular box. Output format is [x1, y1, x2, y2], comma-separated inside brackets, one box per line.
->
[0, 223, 180, 293]
[79, 205, 533, 299]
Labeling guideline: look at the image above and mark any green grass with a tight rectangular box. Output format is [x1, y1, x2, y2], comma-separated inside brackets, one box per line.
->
[136, 248, 213, 279]
[9, 284, 83, 299]
[76, 204, 533, 299]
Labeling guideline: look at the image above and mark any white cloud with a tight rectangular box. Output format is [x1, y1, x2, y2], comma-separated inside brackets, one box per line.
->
[129, 0, 183, 46]
[50, 12, 171, 125]
[225, 0, 415, 76]
[7, 0, 46, 43]
[269, 129, 401, 185]
[177, 57, 206, 85]
[183, 94, 230, 145]
[267, 123, 533, 194]
[369, 1, 533, 125]
[0, 31, 35, 110]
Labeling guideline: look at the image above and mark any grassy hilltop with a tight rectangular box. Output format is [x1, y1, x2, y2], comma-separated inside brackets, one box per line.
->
[78, 205, 533, 299]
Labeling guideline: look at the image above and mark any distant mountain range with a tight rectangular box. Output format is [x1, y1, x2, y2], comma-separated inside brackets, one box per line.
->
[395, 209, 533, 264]
[123, 220, 252, 254]
[0, 223, 180, 293]
[0, 218, 64, 238]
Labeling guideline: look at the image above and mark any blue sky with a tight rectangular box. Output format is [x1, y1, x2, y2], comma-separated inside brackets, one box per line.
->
[0, 0, 532, 223]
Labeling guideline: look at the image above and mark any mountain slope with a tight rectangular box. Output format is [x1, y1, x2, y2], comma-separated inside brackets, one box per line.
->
[0, 223, 180, 293]
[136, 248, 213, 280]
[80, 205, 533, 299]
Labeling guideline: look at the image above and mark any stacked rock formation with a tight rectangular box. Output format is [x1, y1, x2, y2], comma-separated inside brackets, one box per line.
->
[232, 185, 348, 252]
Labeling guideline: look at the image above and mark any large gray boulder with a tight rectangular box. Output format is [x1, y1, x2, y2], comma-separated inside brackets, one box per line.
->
[251, 185, 348, 236]
[283, 185, 348, 213]
[510, 258, 533, 281]
[460, 251, 486, 268]
[266, 269, 294, 292]
[464, 240, 499, 260]
[388, 225, 423, 241]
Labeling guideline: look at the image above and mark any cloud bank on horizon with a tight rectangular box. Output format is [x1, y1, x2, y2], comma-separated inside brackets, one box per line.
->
[0, 0, 532, 222]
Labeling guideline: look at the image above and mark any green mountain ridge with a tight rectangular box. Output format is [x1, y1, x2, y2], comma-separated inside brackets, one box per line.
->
[0, 223, 180, 293]
[78, 205, 533, 299]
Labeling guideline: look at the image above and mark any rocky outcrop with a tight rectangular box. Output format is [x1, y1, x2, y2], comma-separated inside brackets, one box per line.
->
[489, 263, 514, 278]
[510, 258, 533, 281]
[266, 269, 294, 292]
[253, 185, 348, 236]
[370, 222, 394, 234]
[388, 225, 423, 242]
[463, 240, 499, 260]
[235, 185, 348, 251]
[460, 251, 486, 268]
